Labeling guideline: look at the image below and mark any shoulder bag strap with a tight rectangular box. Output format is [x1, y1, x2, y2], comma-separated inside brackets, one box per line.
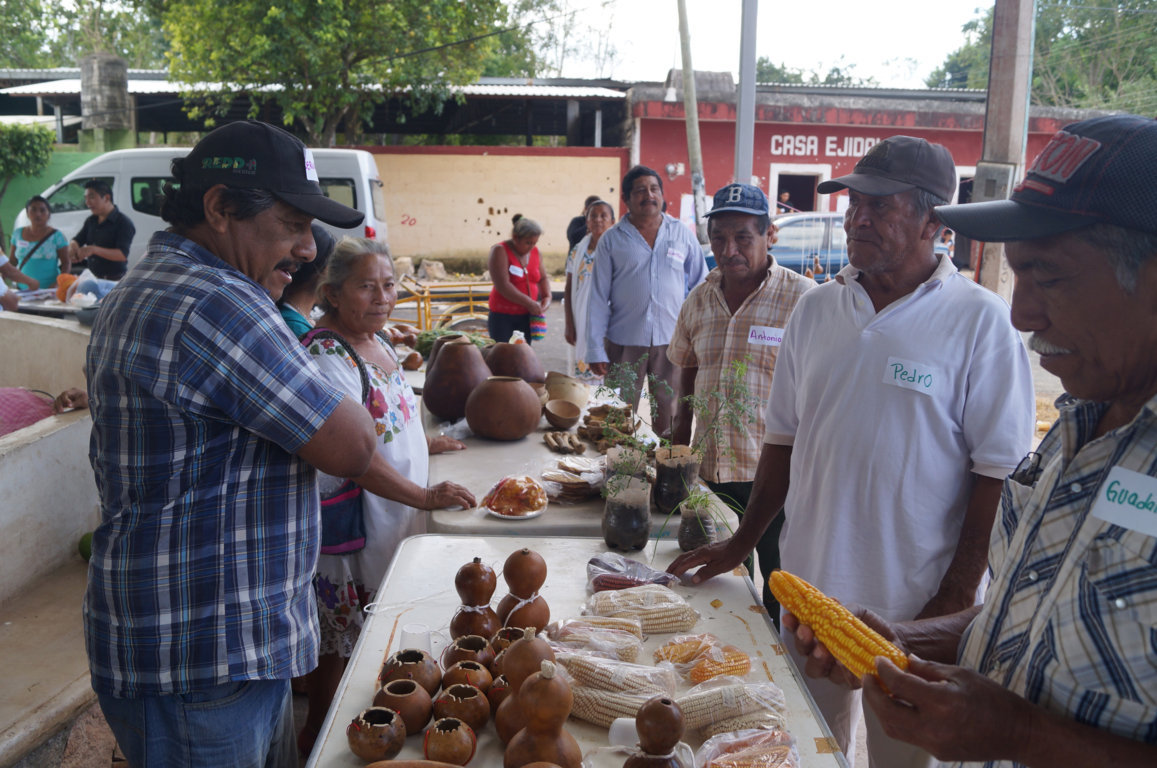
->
[301, 328, 372, 406]
[16, 229, 56, 271]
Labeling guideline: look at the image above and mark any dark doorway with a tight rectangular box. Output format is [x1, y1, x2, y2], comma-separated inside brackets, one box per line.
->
[775, 174, 816, 213]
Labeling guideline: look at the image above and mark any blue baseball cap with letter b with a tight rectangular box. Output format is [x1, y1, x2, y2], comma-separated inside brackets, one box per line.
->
[705, 184, 770, 217]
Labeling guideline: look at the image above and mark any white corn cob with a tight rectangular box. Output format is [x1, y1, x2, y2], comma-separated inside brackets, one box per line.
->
[569, 685, 651, 728]
[552, 615, 645, 640]
[584, 584, 699, 633]
[675, 682, 786, 731]
[549, 629, 642, 662]
[555, 651, 679, 695]
[700, 710, 789, 738]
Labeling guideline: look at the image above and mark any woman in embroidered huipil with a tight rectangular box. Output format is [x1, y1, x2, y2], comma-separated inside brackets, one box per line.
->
[297, 237, 475, 754]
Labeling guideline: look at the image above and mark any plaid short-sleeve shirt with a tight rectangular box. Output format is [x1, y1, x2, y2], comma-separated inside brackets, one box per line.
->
[667, 261, 815, 482]
[956, 396, 1157, 765]
[84, 232, 345, 696]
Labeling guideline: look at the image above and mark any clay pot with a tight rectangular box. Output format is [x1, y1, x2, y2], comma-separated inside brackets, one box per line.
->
[381, 648, 442, 696]
[634, 695, 684, 756]
[490, 626, 524, 654]
[544, 371, 589, 409]
[543, 400, 581, 430]
[347, 706, 406, 761]
[486, 341, 546, 383]
[373, 678, 433, 736]
[424, 339, 490, 422]
[434, 683, 491, 731]
[426, 332, 466, 369]
[496, 593, 550, 632]
[441, 634, 496, 670]
[424, 717, 477, 765]
[442, 660, 493, 692]
[465, 376, 542, 441]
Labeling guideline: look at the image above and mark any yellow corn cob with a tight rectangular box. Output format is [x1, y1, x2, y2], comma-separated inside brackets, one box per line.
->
[768, 570, 908, 679]
[555, 651, 679, 694]
[707, 744, 797, 768]
[688, 647, 752, 683]
[653, 633, 718, 664]
[565, 615, 644, 639]
[569, 686, 651, 728]
[584, 584, 699, 633]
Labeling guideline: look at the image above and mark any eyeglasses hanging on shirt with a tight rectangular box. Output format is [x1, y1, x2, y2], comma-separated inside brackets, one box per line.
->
[1011, 451, 1043, 486]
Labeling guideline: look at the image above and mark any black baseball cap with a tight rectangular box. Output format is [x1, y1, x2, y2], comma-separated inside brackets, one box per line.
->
[936, 114, 1157, 242]
[705, 183, 769, 217]
[182, 121, 364, 229]
[818, 136, 957, 202]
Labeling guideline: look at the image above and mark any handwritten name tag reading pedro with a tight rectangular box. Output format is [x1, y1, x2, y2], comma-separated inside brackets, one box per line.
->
[1092, 466, 1157, 538]
[884, 356, 936, 395]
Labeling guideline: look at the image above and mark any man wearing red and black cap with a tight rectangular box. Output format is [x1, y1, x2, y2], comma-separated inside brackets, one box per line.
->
[787, 115, 1157, 767]
[84, 121, 378, 766]
[670, 137, 1035, 768]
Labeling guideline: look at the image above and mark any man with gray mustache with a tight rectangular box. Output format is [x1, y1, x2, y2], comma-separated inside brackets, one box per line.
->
[786, 114, 1157, 767]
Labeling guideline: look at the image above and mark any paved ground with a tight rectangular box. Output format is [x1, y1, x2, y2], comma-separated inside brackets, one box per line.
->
[61, 289, 1061, 768]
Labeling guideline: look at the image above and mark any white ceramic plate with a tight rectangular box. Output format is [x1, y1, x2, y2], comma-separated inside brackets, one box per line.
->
[484, 502, 548, 520]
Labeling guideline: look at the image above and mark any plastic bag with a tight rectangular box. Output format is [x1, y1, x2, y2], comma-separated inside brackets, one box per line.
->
[697, 727, 799, 768]
[674, 676, 787, 734]
[582, 583, 699, 634]
[545, 617, 644, 662]
[554, 650, 679, 695]
[586, 551, 681, 592]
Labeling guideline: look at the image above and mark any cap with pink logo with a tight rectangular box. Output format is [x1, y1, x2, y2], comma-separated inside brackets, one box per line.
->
[936, 114, 1157, 242]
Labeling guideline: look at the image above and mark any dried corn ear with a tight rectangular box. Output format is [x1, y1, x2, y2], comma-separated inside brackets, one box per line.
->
[555, 651, 678, 695]
[550, 615, 644, 640]
[706, 744, 798, 768]
[583, 583, 699, 634]
[545, 624, 642, 662]
[689, 647, 752, 683]
[676, 681, 786, 732]
[569, 685, 651, 728]
[768, 570, 908, 680]
[653, 633, 720, 664]
[700, 710, 788, 738]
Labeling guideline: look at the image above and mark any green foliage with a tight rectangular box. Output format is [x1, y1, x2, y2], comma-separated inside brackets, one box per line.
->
[0, 123, 55, 245]
[0, 1, 167, 69]
[161, 0, 513, 146]
[680, 356, 762, 464]
[927, 2, 1157, 113]
[0, 0, 56, 67]
[756, 55, 877, 87]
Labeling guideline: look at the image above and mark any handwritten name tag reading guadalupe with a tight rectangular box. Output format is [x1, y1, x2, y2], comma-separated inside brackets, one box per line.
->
[748, 326, 785, 347]
[1092, 466, 1157, 538]
[883, 356, 936, 395]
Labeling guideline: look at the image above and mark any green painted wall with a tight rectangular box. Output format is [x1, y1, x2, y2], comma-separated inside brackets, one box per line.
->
[2, 148, 101, 243]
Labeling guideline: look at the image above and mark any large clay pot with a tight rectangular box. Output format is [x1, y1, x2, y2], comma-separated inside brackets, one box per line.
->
[486, 341, 546, 384]
[424, 339, 490, 422]
[441, 634, 496, 670]
[381, 648, 442, 696]
[424, 717, 477, 766]
[347, 706, 406, 761]
[373, 678, 433, 735]
[434, 683, 491, 731]
[443, 660, 494, 693]
[465, 376, 542, 441]
[426, 332, 465, 370]
[544, 371, 589, 409]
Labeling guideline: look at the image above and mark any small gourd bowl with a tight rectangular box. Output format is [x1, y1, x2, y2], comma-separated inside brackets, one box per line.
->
[543, 399, 581, 430]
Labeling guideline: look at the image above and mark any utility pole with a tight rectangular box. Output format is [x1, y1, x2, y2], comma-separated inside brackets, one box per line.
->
[734, 0, 758, 185]
[972, 0, 1035, 301]
[677, 0, 708, 245]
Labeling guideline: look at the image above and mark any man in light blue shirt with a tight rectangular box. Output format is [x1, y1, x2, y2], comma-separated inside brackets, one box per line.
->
[586, 165, 708, 436]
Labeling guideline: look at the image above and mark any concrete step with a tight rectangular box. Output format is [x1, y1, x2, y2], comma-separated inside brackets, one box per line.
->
[0, 559, 94, 768]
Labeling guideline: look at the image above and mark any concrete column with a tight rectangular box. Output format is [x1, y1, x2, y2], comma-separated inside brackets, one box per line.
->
[79, 53, 134, 152]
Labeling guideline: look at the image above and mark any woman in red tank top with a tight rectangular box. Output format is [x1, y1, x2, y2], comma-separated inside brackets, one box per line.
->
[487, 214, 551, 343]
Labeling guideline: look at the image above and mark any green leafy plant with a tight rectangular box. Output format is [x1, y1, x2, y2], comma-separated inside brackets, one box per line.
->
[0, 123, 54, 247]
[680, 356, 763, 464]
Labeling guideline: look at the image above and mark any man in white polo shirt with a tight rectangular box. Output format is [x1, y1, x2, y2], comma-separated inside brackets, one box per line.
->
[670, 136, 1035, 768]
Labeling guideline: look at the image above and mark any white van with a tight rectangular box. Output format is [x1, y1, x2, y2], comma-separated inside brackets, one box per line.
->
[14, 146, 387, 268]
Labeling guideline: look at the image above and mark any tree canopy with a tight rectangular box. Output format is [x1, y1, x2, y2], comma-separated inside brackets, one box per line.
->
[0, 123, 55, 246]
[756, 56, 877, 87]
[162, 0, 532, 146]
[926, 1, 1157, 113]
[0, 0, 166, 69]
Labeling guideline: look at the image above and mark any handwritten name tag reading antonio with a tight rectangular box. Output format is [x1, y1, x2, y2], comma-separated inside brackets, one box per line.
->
[748, 326, 785, 347]
[1092, 466, 1157, 538]
[883, 356, 936, 395]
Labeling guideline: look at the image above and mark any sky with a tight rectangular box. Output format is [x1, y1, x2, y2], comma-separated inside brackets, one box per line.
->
[557, 0, 994, 89]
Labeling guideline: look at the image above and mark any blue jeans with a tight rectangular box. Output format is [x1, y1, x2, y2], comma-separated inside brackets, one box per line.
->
[97, 679, 295, 768]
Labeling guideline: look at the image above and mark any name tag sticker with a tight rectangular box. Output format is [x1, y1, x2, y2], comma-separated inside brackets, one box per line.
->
[748, 326, 785, 347]
[1092, 466, 1157, 538]
[509, 265, 525, 277]
[668, 248, 686, 267]
[883, 356, 936, 395]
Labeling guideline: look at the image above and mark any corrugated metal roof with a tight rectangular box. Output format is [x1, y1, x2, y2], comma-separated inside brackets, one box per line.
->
[0, 78, 197, 96]
[458, 84, 624, 99]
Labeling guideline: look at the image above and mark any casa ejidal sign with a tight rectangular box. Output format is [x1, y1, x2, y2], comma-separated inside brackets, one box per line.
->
[770, 134, 882, 158]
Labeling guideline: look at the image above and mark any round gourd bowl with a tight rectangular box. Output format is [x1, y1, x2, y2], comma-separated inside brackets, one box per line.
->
[543, 399, 581, 430]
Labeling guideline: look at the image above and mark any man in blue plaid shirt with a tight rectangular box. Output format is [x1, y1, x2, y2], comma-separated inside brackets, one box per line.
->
[84, 121, 378, 767]
[787, 114, 1157, 767]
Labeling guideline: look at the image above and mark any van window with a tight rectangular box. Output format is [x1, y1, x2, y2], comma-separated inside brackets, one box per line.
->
[319, 178, 356, 209]
[131, 177, 173, 217]
[370, 178, 386, 222]
[775, 217, 826, 252]
[47, 177, 115, 214]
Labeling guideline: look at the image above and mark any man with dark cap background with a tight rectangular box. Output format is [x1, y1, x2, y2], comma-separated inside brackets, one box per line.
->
[670, 136, 1035, 768]
[667, 182, 815, 623]
[84, 120, 379, 767]
[787, 113, 1157, 768]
